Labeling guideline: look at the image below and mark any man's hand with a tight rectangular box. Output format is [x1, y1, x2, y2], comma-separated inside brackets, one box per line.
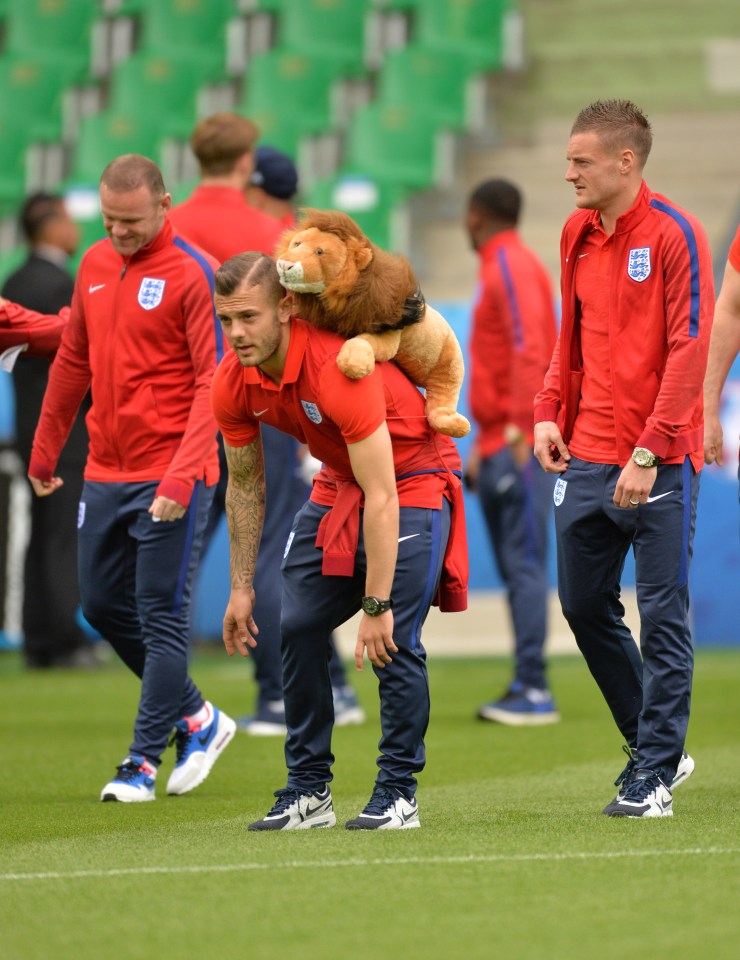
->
[222, 587, 259, 657]
[464, 445, 481, 492]
[148, 495, 186, 522]
[704, 411, 724, 465]
[355, 611, 398, 671]
[534, 421, 570, 473]
[613, 460, 657, 508]
[29, 475, 63, 497]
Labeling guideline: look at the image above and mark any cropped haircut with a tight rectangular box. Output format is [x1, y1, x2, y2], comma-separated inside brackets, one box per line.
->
[18, 192, 65, 243]
[215, 252, 284, 307]
[468, 179, 522, 226]
[100, 154, 166, 198]
[571, 99, 653, 166]
[190, 112, 260, 175]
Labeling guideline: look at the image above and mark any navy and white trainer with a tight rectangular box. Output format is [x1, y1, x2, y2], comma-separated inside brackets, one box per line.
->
[100, 754, 157, 803]
[478, 683, 560, 726]
[236, 700, 287, 737]
[602, 770, 673, 818]
[248, 786, 336, 831]
[345, 786, 420, 830]
[166, 702, 236, 796]
[332, 685, 366, 727]
[613, 746, 694, 800]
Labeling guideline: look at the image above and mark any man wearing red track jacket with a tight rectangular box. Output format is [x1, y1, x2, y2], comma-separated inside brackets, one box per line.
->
[464, 179, 559, 726]
[534, 101, 714, 819]
[28, 154, 235, 804]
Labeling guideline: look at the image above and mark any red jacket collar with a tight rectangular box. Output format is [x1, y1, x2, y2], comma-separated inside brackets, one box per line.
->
[117, 219, 173, 268]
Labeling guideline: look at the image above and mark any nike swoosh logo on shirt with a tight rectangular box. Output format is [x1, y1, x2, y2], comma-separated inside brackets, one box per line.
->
[88, 283, 106, 293]
[646, 491, 674, 503]
[578, 253, 589, 259]
[252, 409, 269, 417]
[398, 534, 420, 543]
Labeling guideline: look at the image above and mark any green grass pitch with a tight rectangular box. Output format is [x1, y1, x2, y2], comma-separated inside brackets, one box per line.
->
[2, 646, 739, 960]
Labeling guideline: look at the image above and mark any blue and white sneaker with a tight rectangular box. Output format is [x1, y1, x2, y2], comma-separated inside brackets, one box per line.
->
[166, 701, 236, 796]
[345, 785, 420, 830]
[248, 785, 336, 831]
[332, 685, 366, 727]
[100, 754, 157, 803]
[478, 683, 560, 726]
[602, 770, 673, 818]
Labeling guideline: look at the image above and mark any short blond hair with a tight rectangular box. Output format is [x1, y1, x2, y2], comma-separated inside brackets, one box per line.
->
[100, 154, 166, 197]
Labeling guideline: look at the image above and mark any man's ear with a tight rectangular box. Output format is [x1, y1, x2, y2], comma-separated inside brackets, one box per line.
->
[278, 290, 294, 321]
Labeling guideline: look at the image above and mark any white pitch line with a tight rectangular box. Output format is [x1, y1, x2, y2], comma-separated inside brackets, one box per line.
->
[2, 846, 740, 882]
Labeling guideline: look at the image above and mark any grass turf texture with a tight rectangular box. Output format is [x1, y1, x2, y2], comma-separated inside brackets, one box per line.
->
[1, 647, 739, 960]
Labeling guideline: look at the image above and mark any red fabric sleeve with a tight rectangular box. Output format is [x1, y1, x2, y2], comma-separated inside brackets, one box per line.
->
[318, 361, 386, 443]
[155, 264, 220, 505]
[211, 352, 259, 447]
[0, 301, 68, 358]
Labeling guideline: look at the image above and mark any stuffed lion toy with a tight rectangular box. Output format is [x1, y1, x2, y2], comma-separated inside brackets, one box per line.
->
[273, 208, 470, 438]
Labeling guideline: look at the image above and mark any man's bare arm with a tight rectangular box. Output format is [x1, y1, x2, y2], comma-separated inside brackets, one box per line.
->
[704, 258, 740, 465]
[221, 437, 265, 656]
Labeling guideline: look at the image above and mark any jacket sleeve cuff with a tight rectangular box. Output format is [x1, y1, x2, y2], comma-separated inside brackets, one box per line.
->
[635, 430, 671, 459]
[534, 401, 559, 424]
[156, 476, 194, 507]
[28, 455, 54, 483]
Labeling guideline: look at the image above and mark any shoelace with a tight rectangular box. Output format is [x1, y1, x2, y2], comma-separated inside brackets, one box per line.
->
[267, 788, 310, 815]
[115, 760, 144, 783]
[362, 787, 398, 816]
[620, 771, 663, 802]
[168, 722, 191, 763]
[614, 744, 637, 787]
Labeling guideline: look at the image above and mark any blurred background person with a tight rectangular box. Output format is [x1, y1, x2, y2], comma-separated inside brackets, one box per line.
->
[171, 114, 364, 735]
[1, 192, 97, 669]
[464, 178, 559, 724]
[247, 145, 300, 228]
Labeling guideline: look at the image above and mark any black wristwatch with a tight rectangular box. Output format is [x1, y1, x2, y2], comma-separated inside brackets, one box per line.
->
[361, 596, 393, 617]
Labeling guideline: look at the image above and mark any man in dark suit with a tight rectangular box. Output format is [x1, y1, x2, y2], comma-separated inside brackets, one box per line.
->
[2, 192, 96, 668]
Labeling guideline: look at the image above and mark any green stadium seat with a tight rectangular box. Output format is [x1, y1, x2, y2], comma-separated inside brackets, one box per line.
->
[0, 55, 85, 144]
[414, 0, 512, 72]
[376, 43, 484, 133]
[276, 0, 371, 77]
[108, 52, 222, 141]
[136, 0, 236, 73]
[0, 112, 29, 217]
[68, 110, 166, 185]
[344, 101, 453, 191]
[238, 48, 345, 155]
[4, 0, 97, 77]
[303, 173, 409, 252]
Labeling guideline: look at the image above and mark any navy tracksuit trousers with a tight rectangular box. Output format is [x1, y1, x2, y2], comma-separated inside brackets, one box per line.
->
[78, 479, 214, 764]
[554, 457, 699, 783]
[478, 448, 554, 689]
[280, 498, 451, 798]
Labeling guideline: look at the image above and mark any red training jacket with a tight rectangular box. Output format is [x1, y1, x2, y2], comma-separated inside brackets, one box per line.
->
[534, 181, 714, 467]
[29, 220, 222, 506]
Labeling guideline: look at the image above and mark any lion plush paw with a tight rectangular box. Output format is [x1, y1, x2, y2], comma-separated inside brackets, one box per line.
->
[427, 407, 471, 439]
[337, 337, 376, 379]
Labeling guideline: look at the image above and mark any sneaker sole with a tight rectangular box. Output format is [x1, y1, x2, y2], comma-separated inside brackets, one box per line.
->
[248, 812, 337, 831]
[166, 714, 237, 796]
[239, 721, 288, 737]
[477, 707, 561, 726]
[100, 791, 155, 803]
[672, 754, 695, 789]
[346, 818, 421, 830]
[334, 708, 366, 727]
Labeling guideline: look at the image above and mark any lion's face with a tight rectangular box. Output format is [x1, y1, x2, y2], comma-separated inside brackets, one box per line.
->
[276, 226, 373, 296]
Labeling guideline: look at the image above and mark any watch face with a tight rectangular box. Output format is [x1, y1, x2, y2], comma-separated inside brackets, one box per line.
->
[362, 597, 380, 616]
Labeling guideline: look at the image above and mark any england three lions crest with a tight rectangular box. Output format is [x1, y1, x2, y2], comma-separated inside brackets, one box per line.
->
[138, 277, 166, 310]
[301, 400, 323, 424]
[627, 247, 651, 283]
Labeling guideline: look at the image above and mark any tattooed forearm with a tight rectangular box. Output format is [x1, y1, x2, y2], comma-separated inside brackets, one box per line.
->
[224, 439, 266, 589]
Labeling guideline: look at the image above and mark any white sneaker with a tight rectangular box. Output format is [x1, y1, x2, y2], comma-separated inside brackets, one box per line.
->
[100, 754, 157, 803]
[345, 786, 420, 830]
[603, 771, 673, 818]
[248, 785, 336, 831]
[332, 685, 366, 726]
[166, 702, 236, 796]
[672, 751, 695, 788]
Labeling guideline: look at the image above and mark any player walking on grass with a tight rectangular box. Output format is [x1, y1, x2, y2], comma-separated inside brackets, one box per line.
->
[534, 100, 713, 818]
[211, 251, 468, 831]
[28, 154, 235, 802]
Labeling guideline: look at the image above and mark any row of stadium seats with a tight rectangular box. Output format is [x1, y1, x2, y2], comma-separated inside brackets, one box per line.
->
[0, 0, 517, 252]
